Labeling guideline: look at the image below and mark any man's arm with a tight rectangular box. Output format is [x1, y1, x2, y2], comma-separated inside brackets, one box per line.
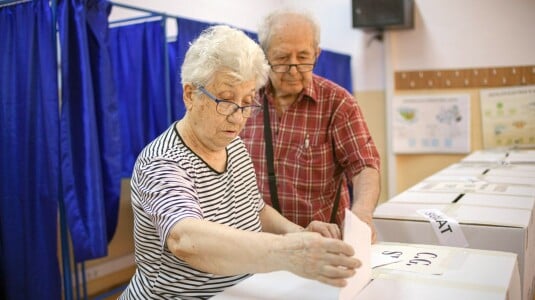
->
[350, 167, 381, 242]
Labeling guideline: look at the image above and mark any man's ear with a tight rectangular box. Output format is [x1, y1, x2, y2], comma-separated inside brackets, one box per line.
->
[183, 84, 195, 111]
[315, 47, 321, 60]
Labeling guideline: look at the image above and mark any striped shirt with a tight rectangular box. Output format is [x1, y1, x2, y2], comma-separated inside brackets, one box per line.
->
[120, 122, 264, 300]
[241, 74, 380, 227]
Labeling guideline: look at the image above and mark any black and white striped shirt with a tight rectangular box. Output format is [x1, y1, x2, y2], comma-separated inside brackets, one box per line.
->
[120, 122, 264, 299]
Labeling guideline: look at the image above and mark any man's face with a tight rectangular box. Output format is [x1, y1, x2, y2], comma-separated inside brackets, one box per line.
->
[266, 19, 318, 98]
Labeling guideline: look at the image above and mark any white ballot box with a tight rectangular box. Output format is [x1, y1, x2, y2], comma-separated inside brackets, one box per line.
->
[460, 149, 510, 163]
[461, 148, 535, 164]
[212, 270, 338, 300]
[373, 190, 534, 300]
[212, 242, 521, 300]
[426, 162, 535, 186]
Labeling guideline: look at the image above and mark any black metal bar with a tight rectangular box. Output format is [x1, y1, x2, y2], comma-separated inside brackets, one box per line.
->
[52, 0, 74, 297]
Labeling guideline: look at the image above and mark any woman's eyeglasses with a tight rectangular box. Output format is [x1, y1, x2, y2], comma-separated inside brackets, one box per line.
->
[198, 86, 262, 118]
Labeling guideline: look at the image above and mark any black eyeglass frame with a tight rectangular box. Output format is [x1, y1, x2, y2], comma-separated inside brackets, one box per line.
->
[197, 86, 262, 118]
[269, 63, 316, 73]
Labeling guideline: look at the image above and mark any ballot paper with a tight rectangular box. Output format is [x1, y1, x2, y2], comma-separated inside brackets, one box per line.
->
[339, 209, 372, 300]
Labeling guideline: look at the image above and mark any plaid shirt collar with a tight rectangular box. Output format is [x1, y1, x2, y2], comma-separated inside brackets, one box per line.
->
[262, 75, 320, 104]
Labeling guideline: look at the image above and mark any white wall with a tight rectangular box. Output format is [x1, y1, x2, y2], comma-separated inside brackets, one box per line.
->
[394, 0, 535, 70]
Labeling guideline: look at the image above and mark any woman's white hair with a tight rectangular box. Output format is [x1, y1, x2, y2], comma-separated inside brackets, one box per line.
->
[181, 25, 270, 90]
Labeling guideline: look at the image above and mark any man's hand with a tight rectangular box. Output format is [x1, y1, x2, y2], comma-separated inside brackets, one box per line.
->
[304, 220, 341, 239]
[353, 210, 377, 243]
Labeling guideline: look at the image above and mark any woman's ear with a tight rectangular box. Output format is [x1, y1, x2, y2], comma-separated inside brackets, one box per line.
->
[183, 84, 194, 111]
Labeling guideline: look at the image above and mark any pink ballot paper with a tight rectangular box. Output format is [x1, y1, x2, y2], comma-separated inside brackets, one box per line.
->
[339, 209, 372, 300]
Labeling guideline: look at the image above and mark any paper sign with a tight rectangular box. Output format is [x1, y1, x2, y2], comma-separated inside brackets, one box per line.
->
[417, 209, 469, 248]
[371, 252, 401, 269]
[372, 244, 450, 275]
[339, 209, 372, 300]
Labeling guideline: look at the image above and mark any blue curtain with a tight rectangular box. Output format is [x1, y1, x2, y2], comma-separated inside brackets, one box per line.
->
[167, 39, 186, 120]
[0, 1, 62, 299]
[58, 0, 121, 262]
[315, 49, 353, 93]
[86, 0, 122, 245]
[109, 20, 170, 177]
[175, 18, 213, 121]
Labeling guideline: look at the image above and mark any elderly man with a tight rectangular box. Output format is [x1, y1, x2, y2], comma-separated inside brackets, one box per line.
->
[241, 9, 381, 241]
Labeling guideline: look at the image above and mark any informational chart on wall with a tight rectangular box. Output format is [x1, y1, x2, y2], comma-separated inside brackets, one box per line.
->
[392, 94, 471, 153]
[480, 85, 535, 149]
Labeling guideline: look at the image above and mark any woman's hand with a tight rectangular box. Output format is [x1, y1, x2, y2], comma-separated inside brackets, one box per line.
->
[280, 231, 361, 287]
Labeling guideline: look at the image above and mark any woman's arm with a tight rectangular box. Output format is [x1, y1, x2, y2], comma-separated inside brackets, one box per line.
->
[259, 204, 304, 234]
[166, 217, 360, 287]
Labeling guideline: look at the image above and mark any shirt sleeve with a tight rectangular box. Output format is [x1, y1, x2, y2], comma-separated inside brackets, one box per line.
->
[332, 95, 381, 180]
[133, 156, 203, 250]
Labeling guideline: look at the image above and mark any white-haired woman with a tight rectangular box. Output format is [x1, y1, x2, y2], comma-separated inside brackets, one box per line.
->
[119, 25, 360, 299]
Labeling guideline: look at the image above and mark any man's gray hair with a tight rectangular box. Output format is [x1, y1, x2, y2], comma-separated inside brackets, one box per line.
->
[257, 8, 321, 53]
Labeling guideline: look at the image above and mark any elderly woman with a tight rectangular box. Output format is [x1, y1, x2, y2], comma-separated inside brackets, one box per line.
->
[119, 25, 360, 299]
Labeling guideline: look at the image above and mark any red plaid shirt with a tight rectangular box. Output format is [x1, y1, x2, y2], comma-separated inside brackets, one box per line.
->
[240, 74, 380, 227]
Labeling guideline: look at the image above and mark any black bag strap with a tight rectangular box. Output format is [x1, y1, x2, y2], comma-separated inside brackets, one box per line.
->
[263, 97, 281, 212]
[262, 96, 342, 223]
[329, 177, 344, 224]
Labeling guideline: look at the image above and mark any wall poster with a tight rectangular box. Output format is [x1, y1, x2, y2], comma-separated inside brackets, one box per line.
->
[392, 94, 471, 154]
[480, 85, 535, 149]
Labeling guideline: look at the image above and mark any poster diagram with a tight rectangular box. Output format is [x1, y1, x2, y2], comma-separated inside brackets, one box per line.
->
[480, 85, 535, 149]
[393, 94, 471, 153]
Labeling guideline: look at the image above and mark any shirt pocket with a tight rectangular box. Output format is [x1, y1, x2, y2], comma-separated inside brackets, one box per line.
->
[293, 141, 335, 190]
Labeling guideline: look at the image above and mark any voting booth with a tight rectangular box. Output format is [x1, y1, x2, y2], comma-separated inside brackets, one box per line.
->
[213, 242, 521, 300]
[374, 148, 535, 300]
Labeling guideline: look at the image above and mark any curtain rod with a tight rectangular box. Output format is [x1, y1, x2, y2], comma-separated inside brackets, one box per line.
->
[109, 1, 181, 19]
[109, 14, 162, 27]
[0, 0, 31, 8]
